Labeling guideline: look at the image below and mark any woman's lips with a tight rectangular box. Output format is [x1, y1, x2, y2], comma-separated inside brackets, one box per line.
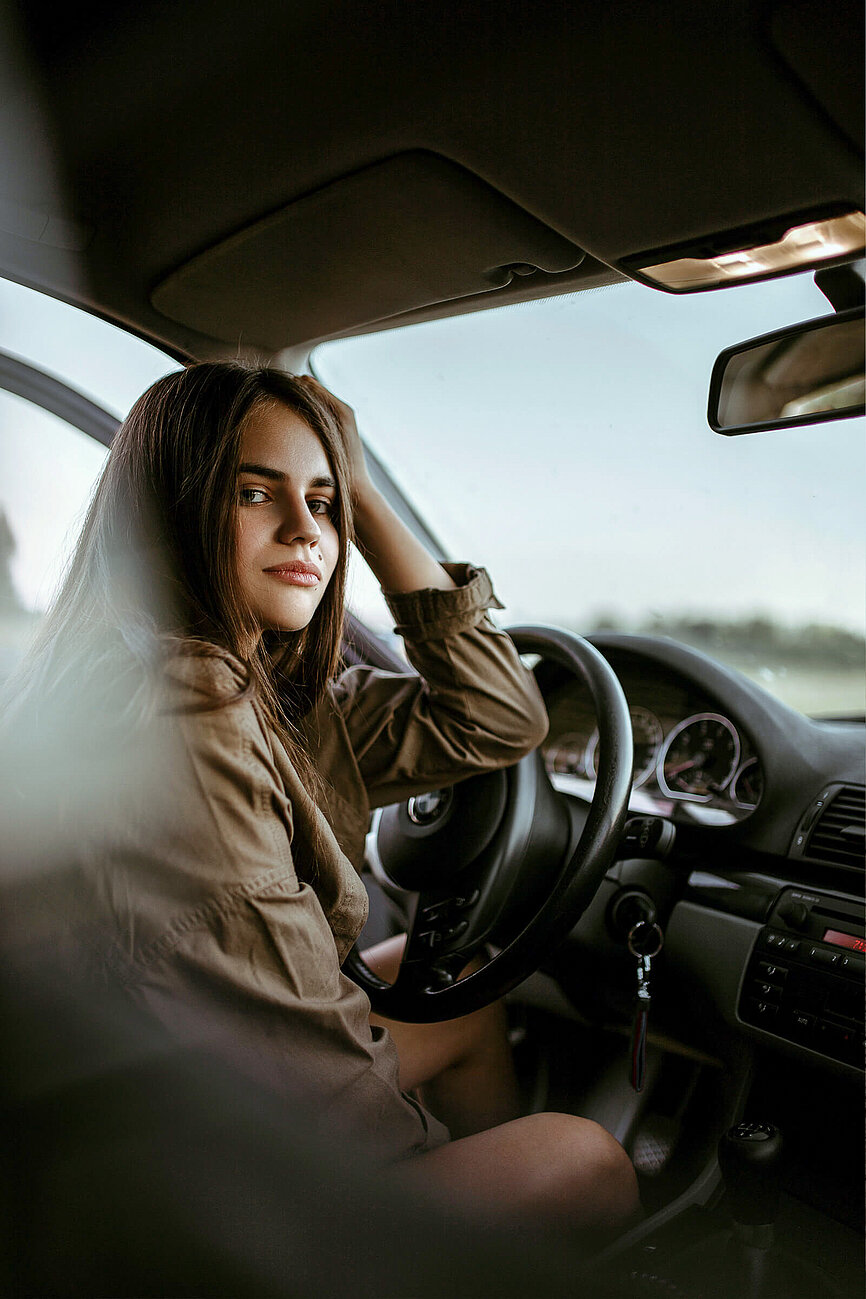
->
[263, 562, 322, 586]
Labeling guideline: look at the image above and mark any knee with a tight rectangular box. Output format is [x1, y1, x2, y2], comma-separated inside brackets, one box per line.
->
[525, 1113, 640, 1230]
[574, 1117, 640, 1226]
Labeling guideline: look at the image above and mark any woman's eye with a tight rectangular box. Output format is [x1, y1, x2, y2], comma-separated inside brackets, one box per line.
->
[308, 498, 335, 517]
[239, 487, 270, 506]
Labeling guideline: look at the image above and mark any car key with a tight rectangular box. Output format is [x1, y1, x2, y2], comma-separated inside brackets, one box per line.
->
[627, 920, 664, 1093]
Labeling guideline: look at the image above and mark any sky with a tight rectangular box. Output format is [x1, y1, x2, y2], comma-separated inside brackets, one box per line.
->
[316, 273, 864, 635]
[0, 269, 863, 640]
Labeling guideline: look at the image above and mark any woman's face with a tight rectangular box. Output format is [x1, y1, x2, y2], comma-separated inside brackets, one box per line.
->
[235, 401, 340, 634]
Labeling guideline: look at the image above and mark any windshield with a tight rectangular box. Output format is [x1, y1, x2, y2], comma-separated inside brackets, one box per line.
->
[315, 273, 864, 717]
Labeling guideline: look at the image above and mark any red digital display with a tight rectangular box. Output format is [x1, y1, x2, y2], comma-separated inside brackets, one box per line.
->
[822, 928, 866, 953]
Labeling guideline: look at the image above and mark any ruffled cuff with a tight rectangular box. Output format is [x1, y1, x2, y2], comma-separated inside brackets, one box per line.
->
[384, 563, 505, 642]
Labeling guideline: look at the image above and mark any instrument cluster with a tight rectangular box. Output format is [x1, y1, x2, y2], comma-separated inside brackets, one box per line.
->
[542, 678, 764, 824]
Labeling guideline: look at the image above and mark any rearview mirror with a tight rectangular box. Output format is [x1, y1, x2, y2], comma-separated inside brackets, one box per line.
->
[708, 307, 864, 435]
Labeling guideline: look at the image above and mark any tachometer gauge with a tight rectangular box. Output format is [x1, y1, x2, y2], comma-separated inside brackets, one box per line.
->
[657, 712, 740, 803]
[544, 732, 589, 778]
[587, 706, 663, 788]
[730, 756, 764, 810]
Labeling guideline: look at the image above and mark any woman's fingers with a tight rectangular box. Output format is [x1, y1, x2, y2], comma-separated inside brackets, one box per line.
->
[297, 375, 374, 503]
[298, 374, 355, 429]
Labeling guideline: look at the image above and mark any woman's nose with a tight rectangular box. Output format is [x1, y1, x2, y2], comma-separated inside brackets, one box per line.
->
[276, 501, 321, 546]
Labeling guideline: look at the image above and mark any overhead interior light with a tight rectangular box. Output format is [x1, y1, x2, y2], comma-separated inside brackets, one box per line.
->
[626, 209, 865, 292]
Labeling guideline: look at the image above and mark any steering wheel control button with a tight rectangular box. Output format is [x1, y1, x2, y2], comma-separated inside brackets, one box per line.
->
[407, 789, 452, 826]
[453, 890, 480, 910]
[417, 930, 443, 950]
[444, 920, 468, 941]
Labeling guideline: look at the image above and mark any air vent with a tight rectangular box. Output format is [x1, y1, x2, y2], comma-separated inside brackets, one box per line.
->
[806, 785, 865, 870]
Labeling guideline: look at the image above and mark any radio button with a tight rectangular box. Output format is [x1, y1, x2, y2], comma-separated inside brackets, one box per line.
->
[783, 939, 801, 955]
[753, 981, 783, 1000]
[809, 946, 840, 968]
[747, 999, 779, 1024]
[787, 1009, 816, 1035]
[758, 961, 788, 981]
[817, 1020, 862, 1064]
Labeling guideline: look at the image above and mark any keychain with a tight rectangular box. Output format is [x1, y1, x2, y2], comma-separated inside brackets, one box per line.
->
[627, 920, 664, 1093]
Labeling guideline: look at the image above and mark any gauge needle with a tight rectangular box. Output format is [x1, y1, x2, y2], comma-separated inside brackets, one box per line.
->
[667, 758, 701, 776]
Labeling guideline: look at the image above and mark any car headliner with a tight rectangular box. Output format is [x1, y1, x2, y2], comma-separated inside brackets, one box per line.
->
[1, 0, 863, 362]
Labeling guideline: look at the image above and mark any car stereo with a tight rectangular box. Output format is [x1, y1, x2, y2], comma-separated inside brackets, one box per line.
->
[739, 888, 864, 1068]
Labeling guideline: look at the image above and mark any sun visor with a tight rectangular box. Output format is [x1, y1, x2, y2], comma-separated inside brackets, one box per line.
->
[151, 152, 585, 348]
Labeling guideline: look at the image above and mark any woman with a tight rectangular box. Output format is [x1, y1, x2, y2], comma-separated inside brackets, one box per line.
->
[3, 363, 638, 1236]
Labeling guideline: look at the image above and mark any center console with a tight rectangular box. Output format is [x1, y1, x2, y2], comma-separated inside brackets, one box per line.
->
[739, 889, 864, 1068]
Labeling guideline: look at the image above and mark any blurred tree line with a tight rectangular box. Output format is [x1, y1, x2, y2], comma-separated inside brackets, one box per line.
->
[587, 609, 864, 669]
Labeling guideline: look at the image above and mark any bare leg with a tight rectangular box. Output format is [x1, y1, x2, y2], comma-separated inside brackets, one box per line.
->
[363, 934, 640, 1240]
[363, 933, 520, 1139]
[396, 1111, 641, 1240]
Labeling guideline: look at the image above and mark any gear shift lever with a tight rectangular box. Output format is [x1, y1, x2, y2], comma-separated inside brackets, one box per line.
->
[660, 1122, 842, 1299]
[718, 1121, 783, 1246]
[716, 1122, 787, 1299]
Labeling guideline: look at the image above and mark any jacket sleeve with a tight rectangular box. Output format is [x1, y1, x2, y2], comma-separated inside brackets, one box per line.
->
[328, 563, 549, 809]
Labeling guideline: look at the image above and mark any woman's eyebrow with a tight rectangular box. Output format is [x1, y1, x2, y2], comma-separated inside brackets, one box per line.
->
[238, 461, 336, 489]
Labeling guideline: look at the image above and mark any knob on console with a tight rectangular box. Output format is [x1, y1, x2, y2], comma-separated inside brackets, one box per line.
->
[777, 899, 809, 930]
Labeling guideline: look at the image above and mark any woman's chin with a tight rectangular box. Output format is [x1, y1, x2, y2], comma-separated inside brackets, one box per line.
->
[242, 582, 321, 632]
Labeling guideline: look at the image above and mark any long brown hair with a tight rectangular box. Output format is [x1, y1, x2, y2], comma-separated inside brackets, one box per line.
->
[10, 363, 354, 785]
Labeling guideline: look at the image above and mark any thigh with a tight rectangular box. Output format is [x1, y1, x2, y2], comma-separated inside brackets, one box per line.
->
[393, 1112, 641, 1235]
[362, 934, 484, 1093]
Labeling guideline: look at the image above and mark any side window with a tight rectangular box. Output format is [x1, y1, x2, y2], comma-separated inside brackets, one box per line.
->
[0, 276, 180, 687]
[0, 389, 108, 682]
[346, 548, 406, 658]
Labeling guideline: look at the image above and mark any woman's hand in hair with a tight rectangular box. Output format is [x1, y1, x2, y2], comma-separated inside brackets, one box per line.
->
[297, 377, 454, 596]
[297, 377, 375, 510]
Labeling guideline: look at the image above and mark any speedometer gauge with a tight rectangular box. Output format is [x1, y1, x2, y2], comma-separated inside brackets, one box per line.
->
[657, 712, 740, 802]
[587, 706, 663, 788]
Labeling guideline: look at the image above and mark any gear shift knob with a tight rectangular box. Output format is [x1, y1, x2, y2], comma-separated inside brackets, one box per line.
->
[718, 1122, 783, 1226]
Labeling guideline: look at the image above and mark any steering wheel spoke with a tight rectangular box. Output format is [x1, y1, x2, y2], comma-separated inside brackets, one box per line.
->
[345, 627, 632, 1022]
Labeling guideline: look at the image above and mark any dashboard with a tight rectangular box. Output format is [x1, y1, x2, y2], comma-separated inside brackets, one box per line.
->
[532, 632, 865, 1076]
[533, 632, 865, 853]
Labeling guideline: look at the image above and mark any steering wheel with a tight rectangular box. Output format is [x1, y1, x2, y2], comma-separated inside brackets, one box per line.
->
[343, 627, 633, 1022]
